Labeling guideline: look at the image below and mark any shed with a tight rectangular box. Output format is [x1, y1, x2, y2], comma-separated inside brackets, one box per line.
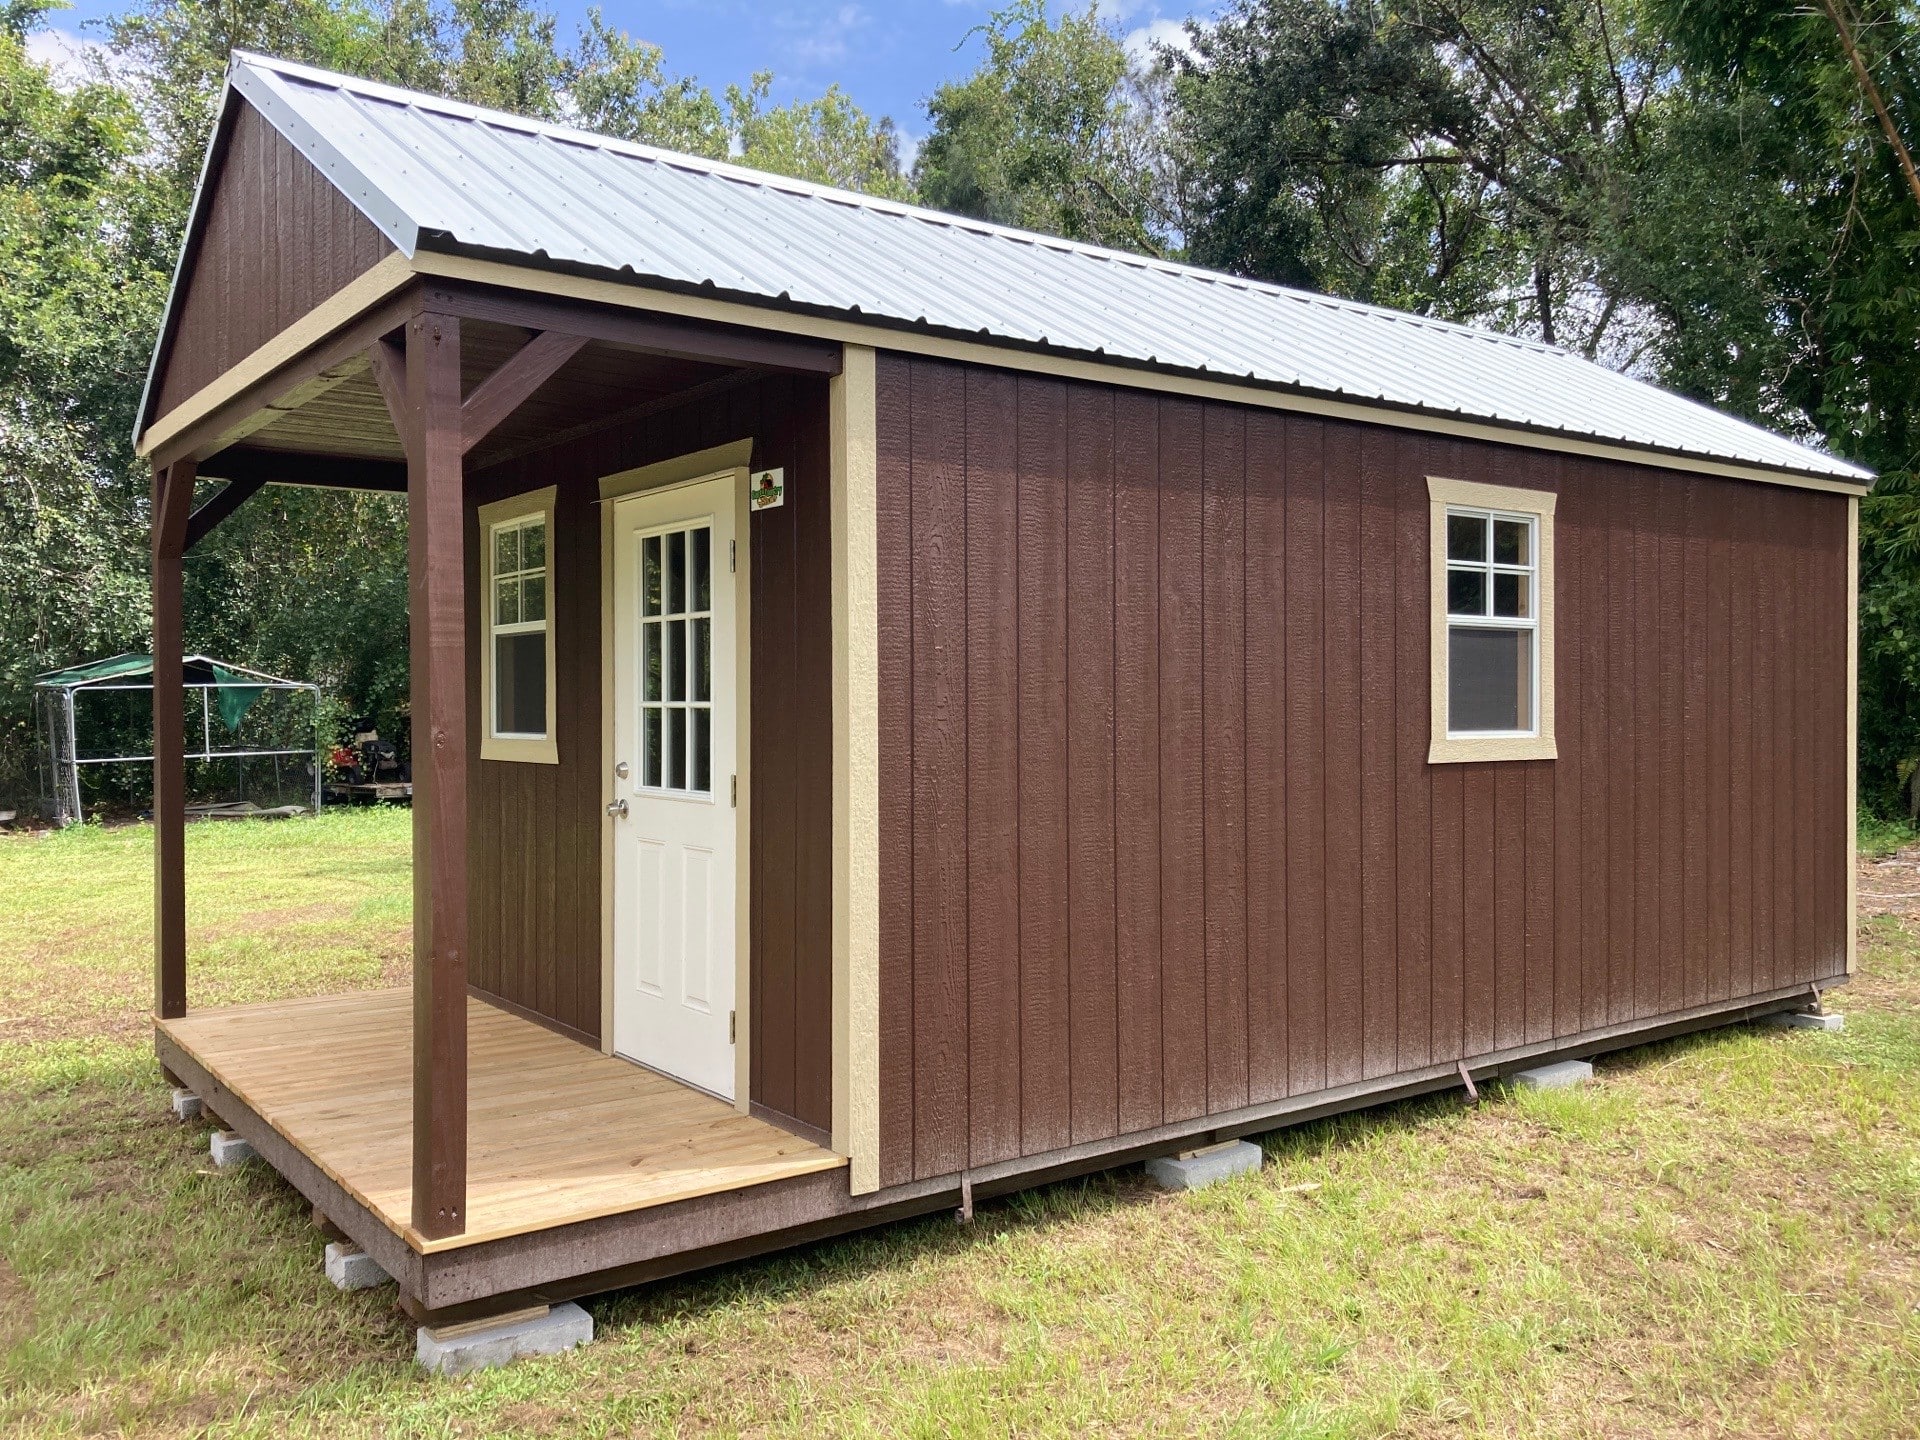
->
[137, 52, 1869, 1329]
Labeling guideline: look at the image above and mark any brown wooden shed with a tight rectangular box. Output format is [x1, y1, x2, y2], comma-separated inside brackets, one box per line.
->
[139, 52, 1871, 1328]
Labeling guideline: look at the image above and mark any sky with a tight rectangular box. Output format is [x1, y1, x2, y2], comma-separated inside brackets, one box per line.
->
[27, 1, 1210, 163]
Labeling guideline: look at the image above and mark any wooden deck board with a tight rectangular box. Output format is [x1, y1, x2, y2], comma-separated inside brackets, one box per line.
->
[159, 989, 846, 1253]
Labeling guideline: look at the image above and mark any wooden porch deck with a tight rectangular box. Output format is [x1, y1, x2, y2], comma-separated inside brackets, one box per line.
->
[158, 989, 845, 1253]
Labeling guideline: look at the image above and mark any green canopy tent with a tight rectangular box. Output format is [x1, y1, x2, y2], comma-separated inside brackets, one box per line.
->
[35, 654, 322, 825]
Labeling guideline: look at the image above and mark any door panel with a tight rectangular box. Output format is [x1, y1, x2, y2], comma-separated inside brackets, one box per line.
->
[611, 476, 739, 1099]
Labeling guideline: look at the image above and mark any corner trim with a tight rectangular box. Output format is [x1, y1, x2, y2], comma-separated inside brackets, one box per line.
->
[830, 345, 882, 1195]
[1847, 494, 1859, 974]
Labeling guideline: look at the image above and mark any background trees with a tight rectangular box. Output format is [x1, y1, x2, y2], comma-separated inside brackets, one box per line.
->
[1, 0, 1913, 816]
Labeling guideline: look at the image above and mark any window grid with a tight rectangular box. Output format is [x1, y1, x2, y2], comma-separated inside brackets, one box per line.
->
[638, 521, 714, 798]
[1445, 506, 1538, 737]
[489, 513, 548, 740]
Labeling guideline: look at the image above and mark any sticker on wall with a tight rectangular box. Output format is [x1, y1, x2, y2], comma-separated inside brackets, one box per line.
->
[749, 468, 785, 511]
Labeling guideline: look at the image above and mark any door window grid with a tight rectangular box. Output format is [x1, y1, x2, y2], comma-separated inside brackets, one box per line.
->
[489, 513, 548, 739]
[1444, 506, 1538, 736]
[638, 521, 714, 796]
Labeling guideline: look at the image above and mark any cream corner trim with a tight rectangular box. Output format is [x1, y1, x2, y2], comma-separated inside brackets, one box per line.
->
[830, 344, 881, 1195]
[138, 251, 412, 457]
[1846, 494, 1859, 975]
[1427, 475, 1558, 765]
[407, 251, 1870, 496]
[599, 440, 755, 502]
[477, 486, 559, 765]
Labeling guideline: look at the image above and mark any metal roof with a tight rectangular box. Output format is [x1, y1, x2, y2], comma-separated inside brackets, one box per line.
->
[185, 51, 1869, 484]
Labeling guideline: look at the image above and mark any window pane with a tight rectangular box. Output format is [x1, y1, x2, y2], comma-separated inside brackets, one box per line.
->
[495, 631, 547, 736]
[1493, 572, 1530, 618]
[1448, 514, 1485, 562]
[494, 525, 518, 578]
[667, 707, 685, 790]
[692, 707, 711, 794]
[521, 518, 545, 569]
[1493, 518, 1529, 566]
[671, 619, 687, 702]
[1447, 568, 1486, 616]
[643, 707, 662, 787]
[692, 527, 711, 612]
[642, 536, 662, 617]
[642, 621, 661, 702]
[494, 577, 519, 626]
[1449, 626, 1532, 733]
[692, 617, 710, 702]
[520, 575, 546, 623]
[666, 530, 686, 615]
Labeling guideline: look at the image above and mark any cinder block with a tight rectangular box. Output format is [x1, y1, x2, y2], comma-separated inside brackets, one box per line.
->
[324, 1242, 391, 1291]
[1764, 1010, 1845, 1032]
[1510, 1059, 1594, 1091]
[1146, 1139, 1264, 1191]
[169, 1087, 203, 1121]
[415, 1302, 593, 1375]
[209, 1129, 255, 1168]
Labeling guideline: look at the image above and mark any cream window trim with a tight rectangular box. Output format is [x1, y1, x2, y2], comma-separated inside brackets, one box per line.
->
[479, 485, 559, 765]
[1428, 475, 1557, 764]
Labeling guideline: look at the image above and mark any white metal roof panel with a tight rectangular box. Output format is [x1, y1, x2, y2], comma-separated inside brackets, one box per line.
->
[210, 51, 1869, 483]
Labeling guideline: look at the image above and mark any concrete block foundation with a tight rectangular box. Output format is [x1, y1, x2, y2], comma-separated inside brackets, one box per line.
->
[1509, 1059, 1594, 1091]
[169, 1087, 203, 1121]
[324, 1242, 391, 1291]
[209, 1130, 256, 1168]
[1764, 1010, 1845, 1032]
[1146, 1139, 1264, 1191]
[416, 1302, 593, 1375]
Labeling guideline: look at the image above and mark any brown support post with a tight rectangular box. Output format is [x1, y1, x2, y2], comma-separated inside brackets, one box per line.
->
[403, 312, 470, 1239]
[151, 458, 194, 1021]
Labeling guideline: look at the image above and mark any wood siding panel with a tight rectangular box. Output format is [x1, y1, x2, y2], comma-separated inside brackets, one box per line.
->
[154, 102, 394, 419]
[871, 354, 1851, 1180]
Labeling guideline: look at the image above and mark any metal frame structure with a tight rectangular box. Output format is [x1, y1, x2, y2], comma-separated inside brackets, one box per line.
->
[35, 655, 322, 826]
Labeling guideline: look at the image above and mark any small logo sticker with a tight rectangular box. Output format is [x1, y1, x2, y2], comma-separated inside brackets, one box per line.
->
[749, 468, 785, 511]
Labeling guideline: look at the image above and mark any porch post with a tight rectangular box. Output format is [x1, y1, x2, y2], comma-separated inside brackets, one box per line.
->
[403, 312, 470, 1239]
[151, 458, 194, 1020]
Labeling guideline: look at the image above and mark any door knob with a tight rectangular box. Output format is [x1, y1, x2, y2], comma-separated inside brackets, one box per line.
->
[606, 798, 629, 818]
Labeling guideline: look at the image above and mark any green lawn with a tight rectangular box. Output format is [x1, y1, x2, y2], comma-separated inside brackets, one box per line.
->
[2, 810, 1917, 1438]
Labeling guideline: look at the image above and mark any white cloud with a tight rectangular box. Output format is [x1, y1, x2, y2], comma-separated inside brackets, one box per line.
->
[787, 4, 864, 69]
[24, 25, 110, 88]
[1124, 16, 1196, 64]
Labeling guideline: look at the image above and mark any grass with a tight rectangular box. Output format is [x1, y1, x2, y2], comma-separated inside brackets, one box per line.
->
[1, 809, 1917, 1437]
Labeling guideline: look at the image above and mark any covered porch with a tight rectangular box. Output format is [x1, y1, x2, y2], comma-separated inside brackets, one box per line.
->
[156, 989, 843, 1252]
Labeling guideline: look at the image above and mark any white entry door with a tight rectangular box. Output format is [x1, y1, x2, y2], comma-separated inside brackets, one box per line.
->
[611, 476, 739, 1099]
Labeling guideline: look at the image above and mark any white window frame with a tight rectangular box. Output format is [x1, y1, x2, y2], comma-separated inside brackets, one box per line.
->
[479, 486, 559, 765]
[1427, 475, 1557, 764]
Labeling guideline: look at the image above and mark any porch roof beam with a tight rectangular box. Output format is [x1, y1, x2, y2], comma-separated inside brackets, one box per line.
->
[461, 330, 589, 454]
[422, 282, 843, 376]
[198, 447, 408, 493]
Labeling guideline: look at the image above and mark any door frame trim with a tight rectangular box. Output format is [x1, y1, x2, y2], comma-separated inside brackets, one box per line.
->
[599, 451, 753, 1113]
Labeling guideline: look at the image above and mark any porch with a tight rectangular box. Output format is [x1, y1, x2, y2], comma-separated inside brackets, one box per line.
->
[157, 988, 845, 1253]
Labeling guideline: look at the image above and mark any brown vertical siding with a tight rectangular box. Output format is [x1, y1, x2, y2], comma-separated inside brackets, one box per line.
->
[153, 103, 393, 419]
[874, 351, 1851, 1184]
[466, 373, 836, 1134]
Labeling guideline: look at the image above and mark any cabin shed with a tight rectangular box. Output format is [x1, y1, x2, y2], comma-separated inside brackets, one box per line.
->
[138, 51, 1870, 1331]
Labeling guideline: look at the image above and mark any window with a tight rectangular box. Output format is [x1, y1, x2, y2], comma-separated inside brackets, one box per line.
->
[637, 520, 714, 797]
[1428, 476, 1556, 763]
[479, 487, 558, 764]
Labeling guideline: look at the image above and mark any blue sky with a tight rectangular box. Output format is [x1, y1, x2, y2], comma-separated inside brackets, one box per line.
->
[30, 1, 1208, 161]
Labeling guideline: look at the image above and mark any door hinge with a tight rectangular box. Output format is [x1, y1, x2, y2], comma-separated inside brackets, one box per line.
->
[729, 1009, 736, 1044]
[730, 539, 736, 573]
[731, 774, 738, 807]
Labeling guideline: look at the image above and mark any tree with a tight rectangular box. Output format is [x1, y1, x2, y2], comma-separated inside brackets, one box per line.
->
[915, 0, 1178, 252]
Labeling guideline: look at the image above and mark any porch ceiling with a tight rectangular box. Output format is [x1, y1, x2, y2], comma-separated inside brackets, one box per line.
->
[157, 988, 845, 1252]
[230, 317, 740, 474]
